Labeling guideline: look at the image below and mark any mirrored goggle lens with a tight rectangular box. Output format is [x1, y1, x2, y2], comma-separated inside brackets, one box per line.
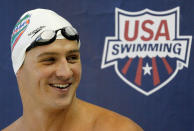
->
[61, 27, 79, 41]
[65, 26, 77, 36]
[36, 30, 55, 42]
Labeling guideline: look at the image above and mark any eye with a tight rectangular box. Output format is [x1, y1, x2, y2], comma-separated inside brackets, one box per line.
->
[66, 54, 80, 63]
[40, 57, 56, 65]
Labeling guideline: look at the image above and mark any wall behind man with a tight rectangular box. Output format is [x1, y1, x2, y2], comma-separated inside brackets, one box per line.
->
[0, 0, 193, 130]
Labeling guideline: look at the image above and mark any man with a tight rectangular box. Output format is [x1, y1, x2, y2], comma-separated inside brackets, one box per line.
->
[3, 9, 143, 131]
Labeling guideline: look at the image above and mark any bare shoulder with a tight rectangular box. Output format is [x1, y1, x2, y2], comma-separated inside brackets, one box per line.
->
[2, 124, 15, 131]
[2, 123, 15, 131]
[2, 117, 22, 131]
[79, 100, 143, 131]
[95, 108, 143, 131]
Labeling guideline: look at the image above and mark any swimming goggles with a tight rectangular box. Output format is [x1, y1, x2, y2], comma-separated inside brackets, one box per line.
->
[26, 26, 79, 51]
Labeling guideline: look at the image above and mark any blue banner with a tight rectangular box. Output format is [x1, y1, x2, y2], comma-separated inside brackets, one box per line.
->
[0, 0, 193, 130]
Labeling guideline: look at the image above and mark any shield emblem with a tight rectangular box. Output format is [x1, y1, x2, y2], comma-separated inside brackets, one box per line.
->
[101, 7, 192, 96]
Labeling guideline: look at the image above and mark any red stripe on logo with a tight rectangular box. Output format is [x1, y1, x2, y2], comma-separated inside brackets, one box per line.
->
[152, 57, 160, 86]
[134, 58, 143, 86]
[122, 58, 133, 75]
[161, 58, 173, 74]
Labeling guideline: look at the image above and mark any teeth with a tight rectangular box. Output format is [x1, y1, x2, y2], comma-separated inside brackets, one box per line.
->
[51, 84, 70, 89]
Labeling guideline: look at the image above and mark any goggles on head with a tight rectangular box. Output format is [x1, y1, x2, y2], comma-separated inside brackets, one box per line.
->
[26, 26, 79, 51]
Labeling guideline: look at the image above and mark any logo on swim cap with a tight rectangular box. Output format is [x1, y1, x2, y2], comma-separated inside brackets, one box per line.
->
[11, 14, 31, 51]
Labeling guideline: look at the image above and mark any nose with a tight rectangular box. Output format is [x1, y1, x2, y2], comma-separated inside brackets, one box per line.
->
[55, 59, 73, 80]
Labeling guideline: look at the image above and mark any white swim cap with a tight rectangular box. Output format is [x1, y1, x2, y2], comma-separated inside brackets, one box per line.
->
[11, 9, 79, 74]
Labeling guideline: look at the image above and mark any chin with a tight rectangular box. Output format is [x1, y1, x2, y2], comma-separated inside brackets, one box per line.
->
[49, 95, 76, 110]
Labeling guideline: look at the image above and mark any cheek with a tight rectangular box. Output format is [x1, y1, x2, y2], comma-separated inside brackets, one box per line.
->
[72, 64, 82, 80]
[37, 66, 55, 81]
[17, 65, 41, 95]
[22, 65, 53, 86]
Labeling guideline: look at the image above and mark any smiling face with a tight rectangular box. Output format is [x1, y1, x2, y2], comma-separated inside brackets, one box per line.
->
[16, 39, 81, 110]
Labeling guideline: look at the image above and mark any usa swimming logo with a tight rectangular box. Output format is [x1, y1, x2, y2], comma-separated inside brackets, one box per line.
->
[101, 7, 192, 96]
[11, 14, 31, 51]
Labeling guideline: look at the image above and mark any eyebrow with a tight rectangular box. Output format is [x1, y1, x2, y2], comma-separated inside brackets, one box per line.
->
[68, 49, 80, 54]
[37, 49, 80, 58]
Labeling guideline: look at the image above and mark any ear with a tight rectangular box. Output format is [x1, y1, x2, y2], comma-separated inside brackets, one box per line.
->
[16, 68, 21, 78]
[16, 61, 25, 78]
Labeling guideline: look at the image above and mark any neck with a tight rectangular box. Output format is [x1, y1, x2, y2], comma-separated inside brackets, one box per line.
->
[20, 97, 80, 131]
